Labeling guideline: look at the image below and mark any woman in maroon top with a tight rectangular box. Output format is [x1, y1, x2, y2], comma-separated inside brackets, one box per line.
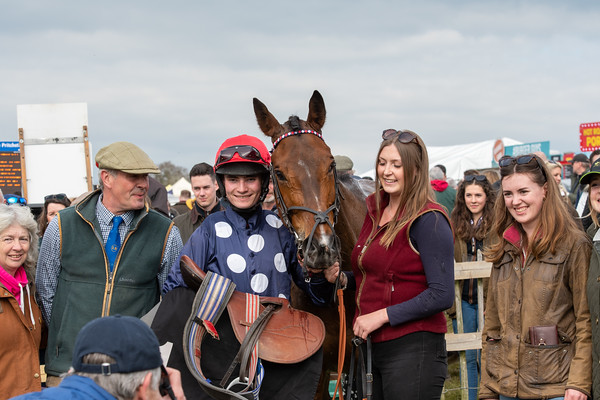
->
[339, 129, 454, 399]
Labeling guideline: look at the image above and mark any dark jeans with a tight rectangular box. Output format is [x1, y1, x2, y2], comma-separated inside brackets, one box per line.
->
[371, 331, 447, 400]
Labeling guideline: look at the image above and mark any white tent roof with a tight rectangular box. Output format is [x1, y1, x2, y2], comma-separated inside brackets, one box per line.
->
[166, 177, 192, 204]
[358, 137, 523, 180]
[427, 137, 523, 180]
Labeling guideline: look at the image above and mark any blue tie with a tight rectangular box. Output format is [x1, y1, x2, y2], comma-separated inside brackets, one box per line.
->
[105, 216, 123, 272]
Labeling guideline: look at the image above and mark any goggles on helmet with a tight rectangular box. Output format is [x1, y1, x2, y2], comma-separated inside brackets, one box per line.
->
[216, 145, 268, 168]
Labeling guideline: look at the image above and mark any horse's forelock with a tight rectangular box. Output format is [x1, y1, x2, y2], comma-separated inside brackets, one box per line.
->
[287, 115, 302, 132]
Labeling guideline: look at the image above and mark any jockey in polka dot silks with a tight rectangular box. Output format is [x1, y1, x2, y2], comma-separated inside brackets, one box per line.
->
[163, 134, 334, 303]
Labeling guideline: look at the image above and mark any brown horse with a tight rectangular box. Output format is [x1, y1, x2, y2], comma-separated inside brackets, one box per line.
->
[253, 90, 369, 399]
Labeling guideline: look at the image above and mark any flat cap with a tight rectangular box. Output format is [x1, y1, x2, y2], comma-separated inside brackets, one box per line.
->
[95, 142, 160, 174]
[334, 155, 354, 172]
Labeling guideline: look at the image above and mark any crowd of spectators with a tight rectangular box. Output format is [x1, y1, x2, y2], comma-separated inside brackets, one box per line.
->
[3, 134, 600, 400]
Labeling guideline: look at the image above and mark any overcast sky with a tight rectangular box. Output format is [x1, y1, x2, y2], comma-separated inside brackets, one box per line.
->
[1, 1, 599, 177]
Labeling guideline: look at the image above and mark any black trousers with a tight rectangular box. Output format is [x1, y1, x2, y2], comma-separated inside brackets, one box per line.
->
[371, 331, 447, 400]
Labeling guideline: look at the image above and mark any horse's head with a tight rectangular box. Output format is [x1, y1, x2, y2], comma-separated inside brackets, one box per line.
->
[253, 90, 340, 270]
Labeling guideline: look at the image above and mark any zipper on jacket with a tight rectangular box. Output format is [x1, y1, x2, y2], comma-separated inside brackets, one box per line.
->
[77, 213, 114, 317]
[102, 231, 134, 316]
[76, 208, 138, 317]
[356, 217, 386, 316]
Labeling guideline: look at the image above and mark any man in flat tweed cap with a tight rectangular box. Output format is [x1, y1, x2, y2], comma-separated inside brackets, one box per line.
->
[36, 142, 183, 386]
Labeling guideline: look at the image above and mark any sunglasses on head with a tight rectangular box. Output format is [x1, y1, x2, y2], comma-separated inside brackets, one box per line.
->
[216, 145, 266, 166]
[5, 194, 27, 206]
[464, 175, 487, 182]
[382, 129, 417, 144]
[499, 155, 547, 179]
[44, 193, 68, 203]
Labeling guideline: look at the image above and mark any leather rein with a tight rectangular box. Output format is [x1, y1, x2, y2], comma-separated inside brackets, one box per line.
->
[270, 129, 342, 272]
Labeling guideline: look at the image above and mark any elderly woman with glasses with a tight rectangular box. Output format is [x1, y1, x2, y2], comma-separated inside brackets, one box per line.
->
[0, 204, 43, 398]
[447, 173, 497, 400]
[338, 129, 454, 399]
[37, 193, 71, 241]
[480, 154, 592, 400]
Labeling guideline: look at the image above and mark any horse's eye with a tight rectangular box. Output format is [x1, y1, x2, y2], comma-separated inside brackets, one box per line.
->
[275, 170, 287, 181]
[329, 163, 336, 173]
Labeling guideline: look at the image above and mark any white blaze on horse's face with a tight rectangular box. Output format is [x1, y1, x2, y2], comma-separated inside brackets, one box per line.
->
[298, 160, 313, 180]
[297, 159, 333, 247]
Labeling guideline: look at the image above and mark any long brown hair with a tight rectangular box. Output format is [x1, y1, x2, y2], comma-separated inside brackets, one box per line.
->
[450, 176, 496, 242]
[373, 130, 434, 248]
[486, 154, 584, 263]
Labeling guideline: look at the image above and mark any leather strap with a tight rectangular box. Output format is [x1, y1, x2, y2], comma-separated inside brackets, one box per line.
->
[345, 336, 373, 400]
[333, 288, 346, 400]
[221, 303, 278, 387]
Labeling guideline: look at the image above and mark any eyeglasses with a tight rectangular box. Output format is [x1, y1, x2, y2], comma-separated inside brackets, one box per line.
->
[464, 175, 488, 182]
[382, 129, 417, 143]
[216, 145, 267, 166]
[499, 155, 547, 180]
[44, 193, 68, 203]
[5, 194, 27, 206]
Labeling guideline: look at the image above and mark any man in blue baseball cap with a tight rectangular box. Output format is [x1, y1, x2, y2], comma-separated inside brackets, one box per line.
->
[12, 315, 185, 400]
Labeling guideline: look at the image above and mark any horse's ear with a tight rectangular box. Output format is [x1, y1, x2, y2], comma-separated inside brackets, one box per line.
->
[307, 90, 326, 132]
[253, 97, 282, 141]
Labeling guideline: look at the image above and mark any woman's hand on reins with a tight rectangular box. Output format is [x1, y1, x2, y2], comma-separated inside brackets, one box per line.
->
[306, 261, 341, 284]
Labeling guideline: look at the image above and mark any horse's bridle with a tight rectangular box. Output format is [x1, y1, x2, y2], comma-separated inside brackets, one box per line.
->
[270, 130, 341, 271]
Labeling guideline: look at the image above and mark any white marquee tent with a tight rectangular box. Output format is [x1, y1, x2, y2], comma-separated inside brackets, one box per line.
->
[166, 176, 192, 204]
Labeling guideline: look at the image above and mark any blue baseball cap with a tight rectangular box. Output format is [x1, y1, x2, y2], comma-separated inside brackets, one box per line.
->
[72, 315, 162, 375]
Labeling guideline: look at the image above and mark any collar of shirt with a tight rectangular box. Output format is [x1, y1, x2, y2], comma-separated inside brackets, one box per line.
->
[95, 194, 135, 243]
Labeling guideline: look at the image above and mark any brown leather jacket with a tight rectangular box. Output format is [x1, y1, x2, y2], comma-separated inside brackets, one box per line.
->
[480, 224, 592, 399]
[0, 282, 43, 398]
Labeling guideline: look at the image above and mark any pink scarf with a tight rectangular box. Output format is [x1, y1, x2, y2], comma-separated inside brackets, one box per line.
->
[0, 265, 28, 304]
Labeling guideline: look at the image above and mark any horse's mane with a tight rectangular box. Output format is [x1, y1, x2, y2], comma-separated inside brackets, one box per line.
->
[338, 173, 355, 184]
[338, 175, 374, 199]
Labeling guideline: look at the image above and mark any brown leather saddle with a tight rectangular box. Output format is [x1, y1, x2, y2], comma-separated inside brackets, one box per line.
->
[181, 255, 325, 364]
